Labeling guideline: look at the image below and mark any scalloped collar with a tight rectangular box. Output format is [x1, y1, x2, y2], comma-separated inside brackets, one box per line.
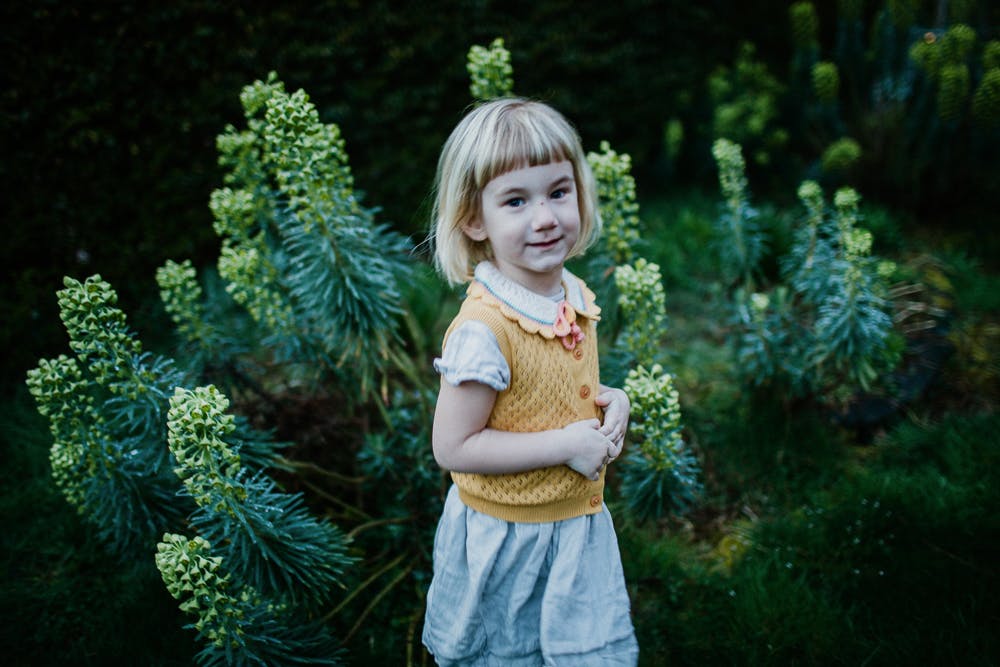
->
[470, 262, 601, 333]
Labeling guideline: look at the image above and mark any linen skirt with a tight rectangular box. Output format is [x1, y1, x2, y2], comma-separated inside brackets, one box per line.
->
[422, 485, 638, 666]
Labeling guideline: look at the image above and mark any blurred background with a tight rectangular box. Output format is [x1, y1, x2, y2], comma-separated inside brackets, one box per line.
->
[3, 1, 998, 665]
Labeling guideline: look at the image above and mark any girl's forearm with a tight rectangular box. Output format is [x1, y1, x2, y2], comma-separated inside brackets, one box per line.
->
[432, 379, 610, 478]
[434, 426, 576, 474]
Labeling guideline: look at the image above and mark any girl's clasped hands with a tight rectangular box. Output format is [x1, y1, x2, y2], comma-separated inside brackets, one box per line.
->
[563, 386, 629, 481]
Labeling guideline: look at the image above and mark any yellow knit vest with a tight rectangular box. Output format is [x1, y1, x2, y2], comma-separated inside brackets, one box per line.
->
[443, 276, 605, 523]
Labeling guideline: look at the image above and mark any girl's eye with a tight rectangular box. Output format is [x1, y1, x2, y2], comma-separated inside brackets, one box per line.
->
[551, 188, 567, 199]
[505, 197, 525, 208]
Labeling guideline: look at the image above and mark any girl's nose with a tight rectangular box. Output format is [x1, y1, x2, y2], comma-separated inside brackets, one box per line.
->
[533, 201, 557, 229]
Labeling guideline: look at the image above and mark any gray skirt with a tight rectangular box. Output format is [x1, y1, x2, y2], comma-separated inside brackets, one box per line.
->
[422, 485, 639, 666]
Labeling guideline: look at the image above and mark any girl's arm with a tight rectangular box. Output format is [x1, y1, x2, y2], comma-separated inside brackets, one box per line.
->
[432, 379, 612, 481]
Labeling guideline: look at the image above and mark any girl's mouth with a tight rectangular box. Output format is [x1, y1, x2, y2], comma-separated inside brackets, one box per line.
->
[529, 237, 561, 249]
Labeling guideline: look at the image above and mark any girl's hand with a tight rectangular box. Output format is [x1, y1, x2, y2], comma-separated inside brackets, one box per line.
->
[595, 386, 630, 463]
[561, 418, 613, 481]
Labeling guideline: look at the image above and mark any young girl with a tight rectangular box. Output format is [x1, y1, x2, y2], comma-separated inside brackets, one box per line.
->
[421, 98, 639, 666]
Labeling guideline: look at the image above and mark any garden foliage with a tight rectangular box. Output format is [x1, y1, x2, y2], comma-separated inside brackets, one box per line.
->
[26, 273, 352, 666]
[198, 73, 414, 396]
[707, 0, 1000, 204]
[711, 139, 899, 402]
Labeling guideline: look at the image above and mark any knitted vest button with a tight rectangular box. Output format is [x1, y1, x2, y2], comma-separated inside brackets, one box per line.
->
[572, 347, 583, 360]
[590, 494, 602, 508]
[579, 384, 591, 399]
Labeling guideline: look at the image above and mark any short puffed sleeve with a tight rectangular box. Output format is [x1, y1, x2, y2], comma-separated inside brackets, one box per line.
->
[433, 320, 510, 391]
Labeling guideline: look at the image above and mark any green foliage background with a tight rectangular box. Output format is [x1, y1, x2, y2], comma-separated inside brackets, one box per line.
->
[4, 2, 1000, 665]
[5, 2, 999, 389]
[2, 0, 753, 390]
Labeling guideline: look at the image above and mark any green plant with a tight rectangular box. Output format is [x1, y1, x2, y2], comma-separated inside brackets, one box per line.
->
[166, 385, 352, 605]
[25, 276, 190, 554]
[156, 533, 342, 666]
[711, 139, 767, 289]
[467, 37, 514, 101]
[167, 73, 416, 398]
[712, 141, 899, 400]
[811, 61, 840, 104]
[26, 274, 352, 665]
[619, 362, 701, 517]
[820, 136, 862, 175]
[587, 141, 642, 268]
[708, 42, 789, 167]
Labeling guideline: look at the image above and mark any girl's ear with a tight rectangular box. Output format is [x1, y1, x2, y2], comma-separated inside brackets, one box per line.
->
[462, 217, 488, 242]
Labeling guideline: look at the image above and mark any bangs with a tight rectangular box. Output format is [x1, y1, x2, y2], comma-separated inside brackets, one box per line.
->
[473, 104, 576, 188]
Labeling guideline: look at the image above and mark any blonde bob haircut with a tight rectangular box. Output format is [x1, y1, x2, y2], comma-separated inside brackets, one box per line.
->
[431, 97, 602, 286]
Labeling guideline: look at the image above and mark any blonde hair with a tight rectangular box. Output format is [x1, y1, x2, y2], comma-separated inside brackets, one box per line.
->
[431, 98, 602, 285]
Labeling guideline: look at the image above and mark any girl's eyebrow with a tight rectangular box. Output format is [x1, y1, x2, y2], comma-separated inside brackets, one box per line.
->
[492, 185, 526, 198]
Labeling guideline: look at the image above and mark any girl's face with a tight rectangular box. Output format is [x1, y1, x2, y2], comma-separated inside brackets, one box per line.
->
[463, 160, 581, 295]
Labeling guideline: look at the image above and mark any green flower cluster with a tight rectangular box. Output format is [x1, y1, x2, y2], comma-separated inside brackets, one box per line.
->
[711, 139, 766, 286]
[812, 61, 840, 104]
[26, 355, 103, 510]
[798, 180, 825, 232]
[624, 364, 683, 471]
[157, 259, 211, 344]
[263, 88, 357, 225]
[57, 275, 143, 391]
[240, 73, 286, 118]
[216, 126, 258, 183]
[709, 42, 788, 166]
[713, 138, 748, 212]
[588, 141, 641, 266]
[938, 63, 971, 122]
[973, 68, 1000, 124]
[790, 2, 819, 50]
[155, 532, 343, 664]
[615, 258, 666, 367]
[833, 188, 860, 237]
[167, 386, 247, 512]
[202, 73, 412, 384]
[467, 37, 514, 101]
[155, 533, 250, 648]
[210, 77, 295, 341]
[209, 187, 257, 240]
[618, 362, 701, 519]
[833, 187, 893, 295]
[218, 244, 294, 333]
[909, 24, 984, 122]
[663, 118, 684, 163]
[821, 137, 861, 174]
[164, 383, 354, 611]
[29, 273, 193, 554]
[986, 41, 1000, 70]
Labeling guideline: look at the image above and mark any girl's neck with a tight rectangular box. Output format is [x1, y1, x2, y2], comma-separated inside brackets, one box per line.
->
[491, 263, 564, 299]
[491, 262, 565, 297]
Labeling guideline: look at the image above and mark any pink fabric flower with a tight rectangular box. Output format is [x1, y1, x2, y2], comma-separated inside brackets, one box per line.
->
[554, 301, 585, 350]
